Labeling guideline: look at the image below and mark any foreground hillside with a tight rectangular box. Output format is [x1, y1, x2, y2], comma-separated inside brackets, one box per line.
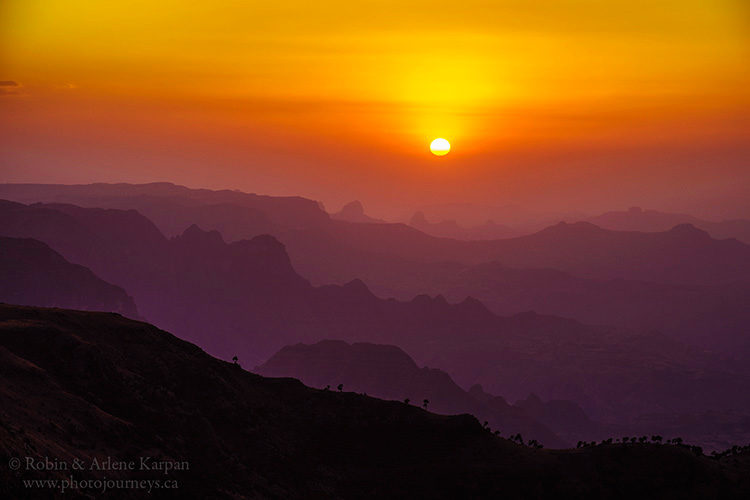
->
[1, 304, 749, 499]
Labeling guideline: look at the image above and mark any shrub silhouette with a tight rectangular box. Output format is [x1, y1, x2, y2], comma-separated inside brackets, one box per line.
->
[422, 399, 429, 409]
[232, 355, 238, 365]
[337, 384, 343, 392]
[404, 398, 410, 405]
[528, 439, 543, 449]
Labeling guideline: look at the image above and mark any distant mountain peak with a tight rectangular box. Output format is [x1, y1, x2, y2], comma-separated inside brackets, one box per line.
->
[410, 294, 434, 306]
[260, 339, 420, 378]
[247, 233, 286, 251]
[342, 278, 375, 297]
[456, 296, 492, 315]
[668, 223, 711, 238]
[176, 224, 225, 245]
[332, 200, 384, 224]
[341, 200, 364, 217]
[434, 294, 448, 306]
[468, 384, 485, 395]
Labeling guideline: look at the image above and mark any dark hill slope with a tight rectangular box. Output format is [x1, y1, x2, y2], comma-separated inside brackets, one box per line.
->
[257, 340, 570, 448]
[1, 305, 748, 499]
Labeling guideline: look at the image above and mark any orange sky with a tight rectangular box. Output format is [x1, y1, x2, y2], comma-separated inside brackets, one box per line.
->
[1, 0, 749, 218]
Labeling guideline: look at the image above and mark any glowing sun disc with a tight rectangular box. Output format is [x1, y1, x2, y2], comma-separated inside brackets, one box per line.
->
[430, 138, 450, 156]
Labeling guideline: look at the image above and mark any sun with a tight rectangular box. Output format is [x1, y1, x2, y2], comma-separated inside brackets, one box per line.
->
[430, 138, 450, 156]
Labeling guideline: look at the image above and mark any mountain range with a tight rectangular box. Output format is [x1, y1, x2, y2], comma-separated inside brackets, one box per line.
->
[409, 210, 521, 240]
[2, 184, 750, 449]
[4, 186, 748, 359]
[2, 197, 750, 445]
[257, 340, 586, 448]
[0, 235, 138, 317]
[402, 261, 750, 356]
[3, 304, 749, 499]
[583, 206, 750, 244]
[3, 184, 750, 288]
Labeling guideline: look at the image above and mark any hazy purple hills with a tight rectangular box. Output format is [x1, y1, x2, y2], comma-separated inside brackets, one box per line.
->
[410, 202, 587, 232]
[257, 339, 577, 448]
[3, 183, 750, 288]
[0, 235, 138, 317]
[2, 197, 750, 447]
[0, 182, 328, 236]
[409, 210, 522, 240]
[4, 304, 748, 499]
[584, 206, 750, 244]
[407, 203, 750, 244]
[400, 261, 750, 356]
[0, 197, 591, 365]
[2, 184, 750, 449]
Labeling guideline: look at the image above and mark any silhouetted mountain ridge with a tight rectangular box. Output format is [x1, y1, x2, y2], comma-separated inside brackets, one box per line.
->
[332, 200, 385, 223]
[418, 260, 750, 356]
[258, 340, 577, 447]
[3, 304, 748, 499]
[0, 236, 138, 317]
[2, 197, 749, 445]
[0, 182, 329, 236]
[3, 184, 749, 288]
[409, 211, 520, 240]
[584, 206, 750, 244]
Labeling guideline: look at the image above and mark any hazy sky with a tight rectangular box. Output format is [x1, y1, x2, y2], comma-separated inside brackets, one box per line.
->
[1, 0, 749, 218]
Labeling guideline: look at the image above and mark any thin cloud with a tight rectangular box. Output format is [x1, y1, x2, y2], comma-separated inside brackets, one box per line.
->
[0, 80, 23, 95]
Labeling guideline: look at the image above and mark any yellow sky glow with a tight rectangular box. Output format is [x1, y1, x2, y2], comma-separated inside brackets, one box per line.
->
[1, 0, 749, 215]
